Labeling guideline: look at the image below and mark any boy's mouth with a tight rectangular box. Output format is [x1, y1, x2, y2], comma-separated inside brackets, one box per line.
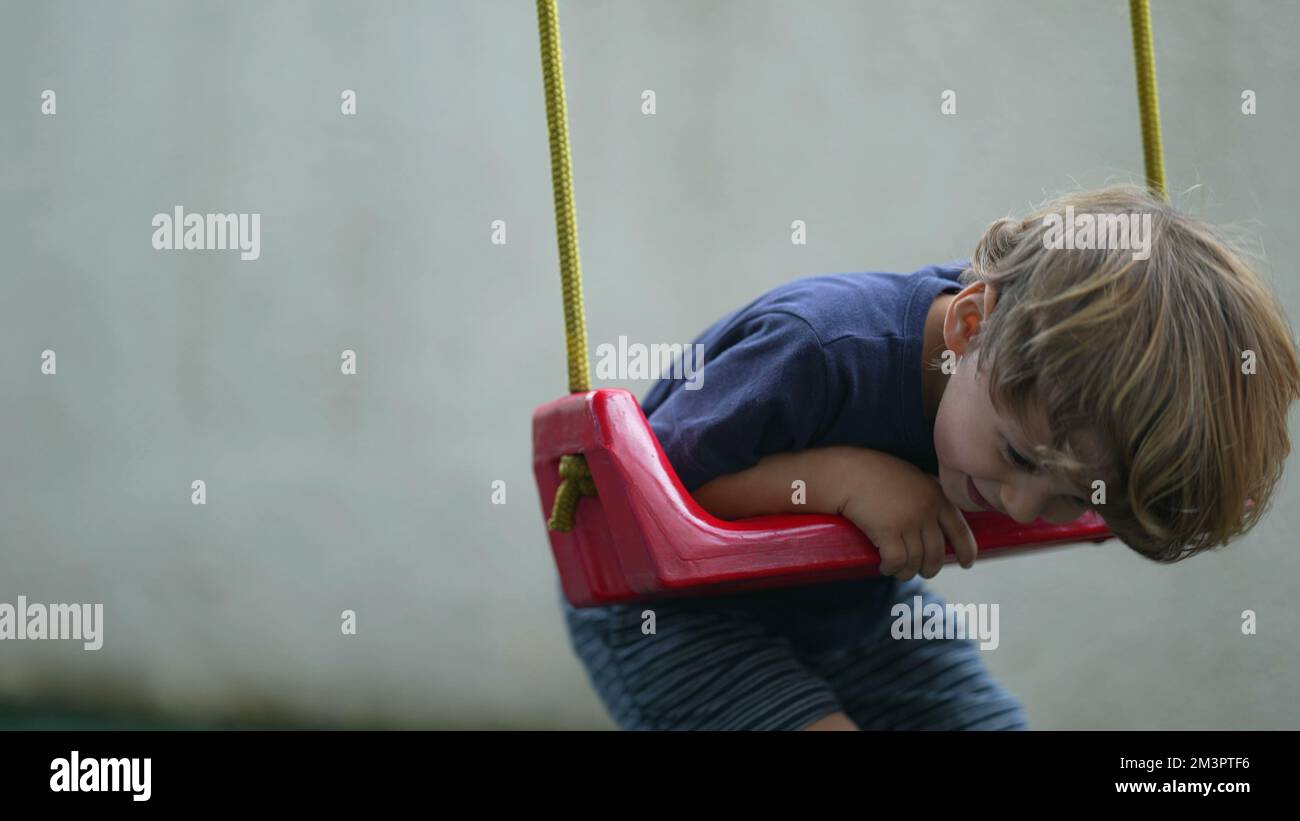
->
[966, 476, 998, 512]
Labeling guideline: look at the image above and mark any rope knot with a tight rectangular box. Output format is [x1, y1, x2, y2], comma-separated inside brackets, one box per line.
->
[547, 454, 598, 531]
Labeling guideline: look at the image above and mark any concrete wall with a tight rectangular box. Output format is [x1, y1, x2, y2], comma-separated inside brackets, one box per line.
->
[0, 0, 1295, 728]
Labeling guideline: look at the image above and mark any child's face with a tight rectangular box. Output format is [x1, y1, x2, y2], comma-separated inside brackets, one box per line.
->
[932, 282, 1104, 525]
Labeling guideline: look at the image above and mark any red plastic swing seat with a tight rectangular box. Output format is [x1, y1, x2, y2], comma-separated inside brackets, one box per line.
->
[534, 388, 1113, 608]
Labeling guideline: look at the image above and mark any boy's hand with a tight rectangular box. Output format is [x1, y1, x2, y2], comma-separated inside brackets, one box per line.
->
[836, 452, 978, 580]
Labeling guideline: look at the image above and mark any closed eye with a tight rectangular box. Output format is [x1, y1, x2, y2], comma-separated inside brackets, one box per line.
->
[1003, 443, 1037, 473]
[1004, 442, 1090, 507]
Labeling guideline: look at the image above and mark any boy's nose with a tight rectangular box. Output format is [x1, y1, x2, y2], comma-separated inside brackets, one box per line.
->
[999, 480, 1052, 524]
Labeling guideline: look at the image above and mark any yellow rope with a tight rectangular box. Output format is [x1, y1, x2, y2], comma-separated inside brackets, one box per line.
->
[537, 0, 597, 531]
[537, 0, 591, 393]
[1129, 0, 1168, 200]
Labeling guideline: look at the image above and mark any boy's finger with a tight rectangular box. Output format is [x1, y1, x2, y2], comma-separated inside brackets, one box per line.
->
[897, 531, 924, 581]
[889, 530, 920, 579]
[939, 503, 979, 568]
[873, 532, 907, 576]
[920, 520, 945, 578]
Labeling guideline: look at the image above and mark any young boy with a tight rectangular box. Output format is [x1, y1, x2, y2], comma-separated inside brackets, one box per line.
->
[562, 185, 1300, 730]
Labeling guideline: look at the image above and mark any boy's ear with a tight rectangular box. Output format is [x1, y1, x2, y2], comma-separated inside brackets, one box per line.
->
[945, 283, 992, 355]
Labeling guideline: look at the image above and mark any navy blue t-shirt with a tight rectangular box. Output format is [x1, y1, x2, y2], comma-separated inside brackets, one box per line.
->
[637, 262, 969, 651]
[643, 262, 967, 487]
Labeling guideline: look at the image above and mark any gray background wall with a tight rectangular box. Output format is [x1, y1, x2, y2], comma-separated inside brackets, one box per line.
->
[0, 0, 1295, 729]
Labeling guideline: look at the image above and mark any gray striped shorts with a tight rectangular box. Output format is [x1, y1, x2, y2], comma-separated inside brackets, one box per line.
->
[562, 576, 1028, 731]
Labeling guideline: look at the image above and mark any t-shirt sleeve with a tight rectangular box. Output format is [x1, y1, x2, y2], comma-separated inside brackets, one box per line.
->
[646, 310, 830, 492]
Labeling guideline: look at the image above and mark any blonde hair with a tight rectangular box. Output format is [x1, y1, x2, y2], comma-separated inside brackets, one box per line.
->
[960, 184, 1300, 561]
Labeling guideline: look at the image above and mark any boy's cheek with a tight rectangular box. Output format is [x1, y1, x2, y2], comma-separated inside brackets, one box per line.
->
[931, 418, 964, 476]
[935, 467, 968, 512]
[935, 447, 994, 513]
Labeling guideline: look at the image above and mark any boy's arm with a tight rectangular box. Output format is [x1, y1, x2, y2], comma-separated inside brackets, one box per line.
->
[692, 445, 978, 577]
[692, 445, 895, 519]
